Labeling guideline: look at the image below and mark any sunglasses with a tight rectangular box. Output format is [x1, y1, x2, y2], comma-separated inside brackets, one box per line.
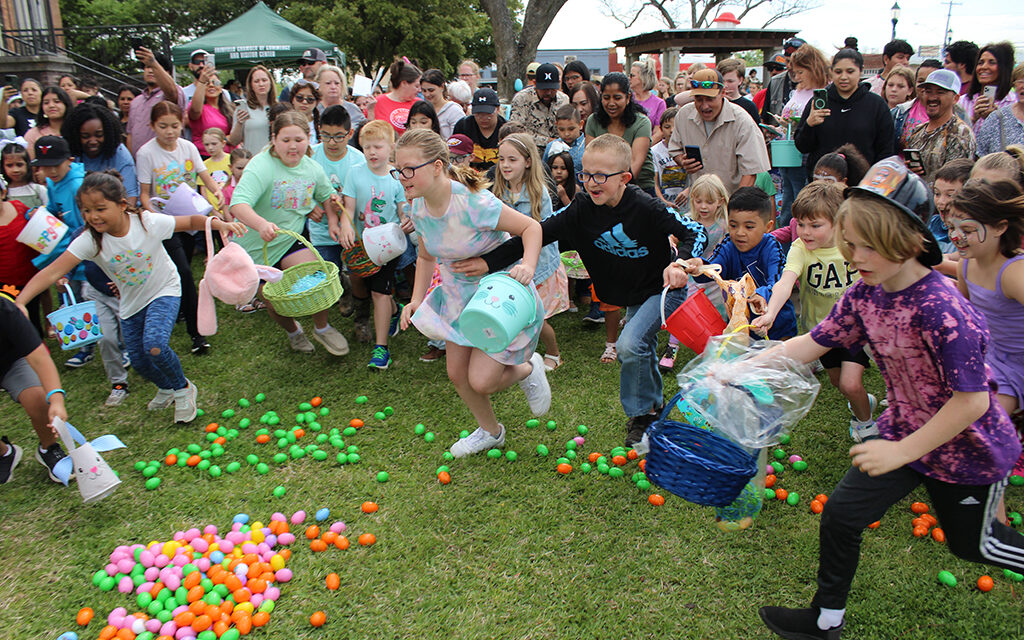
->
[690, 80, 723, 89]
[293, 95, 316, 104]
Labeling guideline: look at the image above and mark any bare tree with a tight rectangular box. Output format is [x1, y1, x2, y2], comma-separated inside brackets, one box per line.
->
[480, 0, 570, 100]
[601, 0, 819, 31]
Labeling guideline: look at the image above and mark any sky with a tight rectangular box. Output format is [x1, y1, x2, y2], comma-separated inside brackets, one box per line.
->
[539, 0, 1024, 60]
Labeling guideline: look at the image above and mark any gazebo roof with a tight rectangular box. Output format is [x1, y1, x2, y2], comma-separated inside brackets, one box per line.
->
[614, 28, 800, 56]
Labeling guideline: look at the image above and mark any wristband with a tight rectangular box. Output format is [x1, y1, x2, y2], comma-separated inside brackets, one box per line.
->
[46, 388, 66, 403]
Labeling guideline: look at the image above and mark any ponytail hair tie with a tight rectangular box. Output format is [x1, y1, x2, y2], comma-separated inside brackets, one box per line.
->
[402, 56, 410, 64]
[838, 153, 845, 159]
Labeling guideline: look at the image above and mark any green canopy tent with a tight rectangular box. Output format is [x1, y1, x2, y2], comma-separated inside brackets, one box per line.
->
[171, 2, 344, 69]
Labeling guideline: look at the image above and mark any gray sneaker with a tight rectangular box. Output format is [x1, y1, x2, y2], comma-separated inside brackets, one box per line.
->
[518, 353, 551, 416]
[148, 388, 174, 410]
[105, 384, 129, 407]
[174, 381, 198, 424]
[450, 425, 505, 458]
[0, 437, 23, 484]
[288, 329, 315, 353]
[312, 326, 350, 356]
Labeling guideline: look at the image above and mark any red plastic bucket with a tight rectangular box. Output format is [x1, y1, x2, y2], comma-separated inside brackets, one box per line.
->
[661, 287, 726, 354]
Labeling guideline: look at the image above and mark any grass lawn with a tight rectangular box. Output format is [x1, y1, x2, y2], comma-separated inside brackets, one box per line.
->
[2, 291, 1023, 639]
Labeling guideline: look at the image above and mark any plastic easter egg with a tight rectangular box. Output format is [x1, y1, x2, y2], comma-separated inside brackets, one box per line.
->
[526, 419, 539, 428]
[275, 568, 293, 583]
[535, 444, 549, 457]
[938, 570, 957, 586]
[278, 532, 296, 545]
[330, 521, 346, 533]
[793, 460, 808, 472]
[358, 533, 376, 546]
[977, 575, 994, 592]
[56, 633, 78, 640]
[505, 450, 517, 461]
[76, 607, 94, 626]
[778, 433, 791, 445]
[291, 511, 306, 524]
[1010, 474, 1024, 486]
[273, 486, 287, 497]
[118, 576, 134, 593]
[376, 471, 389, 483]
[424, 432, 435, 443]
[355, 395, 368, 404]
[326, 573, 340, 590]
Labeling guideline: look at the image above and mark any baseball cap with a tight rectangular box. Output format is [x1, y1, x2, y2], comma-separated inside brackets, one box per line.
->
[190, 49, 210, 62]
[31, 135, 71, 167]
[446, 134, 474, 156]
[783, 38, 806, 54]
[689, 69, 724, 98]
[765, 53, 788, 70]
[299, 48, 327, 64]
[526, 62, 541, 78]
[846, 157, 942, 267]
[471, 88, 499, 114]
[919, 69, 961, 94]
[534, 63, 560, 90]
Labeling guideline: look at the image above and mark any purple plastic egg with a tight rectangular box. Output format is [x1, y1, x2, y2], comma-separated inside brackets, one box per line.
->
[264, 534, 277, 547]
[290, 510, 306, 524]
[117, 576, 134, 593]
[329, 521, 346, 533]
[277, 532, 296, 545]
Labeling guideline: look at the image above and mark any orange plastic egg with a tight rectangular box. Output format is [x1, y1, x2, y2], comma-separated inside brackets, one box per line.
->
[183, 571, 201, 589]
[205, 423, 219, 433]
[334, 535, 350, 550]
[186, 585, 204, 602]
[305, 525, 320, 539]
[310, 396, 322, 407]
[611, 455, 627, 466]
[977, 575, 994, 592]
[212, 620, 230, 636]
[116, 628, 135, 640]
[765, 474, 776, 488]
[814, 494, 828, 504]
[77, 607, 94, 626]
[810, 499, 824, 514]
[911, 501, 929, 514]
[350, 418, 364, 428]
[98, 625, 118, 640]
[921, 513, 938, 526]
[251, 611, 270, 627]
[358, 533, 376, 546]
[255, 433, 270, 444]
[931, 527, 946, 543]
[912, 525, 929, 537]
[588, 452, 602, 464]
[310, 611, 326, 627]
[775, 489, 788, 501]
[186, 454, 201, 467]
[437, 471, 451, 484]
[867, 520, 881, 529]
[310, 539, 328, 552]
[191, 614, 212, 632]
[638, 459, 646, 472]
[556, 463, 572, 474]
[361, 501, 379, 513]
[325, 573, 340, 590]
[627, 449, 639, 461]
[912, 517, 931, 529]
[234, 615, 252, 634]
[164, 454, 177, 466]
[247, 578, 267, 594]
[293, 428, 305, 439]
[321, 531, 338, 545]
[648, 494, 665, 506]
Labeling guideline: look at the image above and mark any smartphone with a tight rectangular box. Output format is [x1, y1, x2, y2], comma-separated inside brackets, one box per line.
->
[684, 145, 703, 164]
[234, 98, 246, 108]
[902, 148, 922, 167]
[983, 85, 997, 101]
[129, 37, 143, 61]
[812, 89, 828, 110]
[4, 73, 18, 87]
[205, 53, 215, 68]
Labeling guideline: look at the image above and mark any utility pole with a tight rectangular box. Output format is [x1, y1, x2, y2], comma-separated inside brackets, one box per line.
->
[943, 0, 962, 49]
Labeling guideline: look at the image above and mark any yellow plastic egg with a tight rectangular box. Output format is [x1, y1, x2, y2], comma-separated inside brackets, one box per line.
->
[250, 529, 265, 544]
[162, 541, 180, 557]
[234, 601, 254, 615]
[269, 554, 285, 571]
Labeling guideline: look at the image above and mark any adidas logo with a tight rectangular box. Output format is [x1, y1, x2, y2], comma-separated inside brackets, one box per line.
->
[959, 496, 980, 506]
[594, 223, 648, 259]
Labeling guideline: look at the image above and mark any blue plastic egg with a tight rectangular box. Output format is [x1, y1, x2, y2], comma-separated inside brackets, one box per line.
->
[315, 508, 330, 521]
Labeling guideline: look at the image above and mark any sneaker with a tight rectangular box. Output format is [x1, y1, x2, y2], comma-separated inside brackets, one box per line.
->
[758, 606, 844, 640]
[288, 330, 315, 353]
[148, 388, 174, 410]
[368, 345, 392, 370]
[174, 381, 198, 424]
[518, 353, 551, 416]
[419, 346, 446, 362]
[582, 302, 605, 324]
[121, 351, 131, 370]
[658, 343, 679, 372]
[624, 413, 656, 447]
[0, 437, 23, 484]
[64, 350, 94, 368]
[105, 383, 129, 407]
[847, 393, 877, 421]
[450, 425, 505, 458]
[389, 303, 404, 337]
[353, 319, 373, 344]
[849, 420, 880, 443]
[35, 442, 68, 483]
[312, 327, 350, 356]
[191, 336, 211, 354]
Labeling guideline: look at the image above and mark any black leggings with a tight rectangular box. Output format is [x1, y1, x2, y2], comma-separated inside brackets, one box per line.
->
[162, 233, 199, 339]
[812, 464, 1024, 609]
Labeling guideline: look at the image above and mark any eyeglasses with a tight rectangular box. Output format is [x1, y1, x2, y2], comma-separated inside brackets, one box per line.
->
[299, 60, 316, 66]
[390, 159, 436, 180]
[812, 173, 838, 182]
[690, 80, 723, 89]
[293, 95, 317, 104]
[320, 132, 349, 143]
[576, 170, 625, 185]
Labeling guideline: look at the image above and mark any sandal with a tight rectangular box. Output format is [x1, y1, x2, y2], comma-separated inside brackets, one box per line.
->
[600, 342, 617, 364]
[543, 353, 562, 371]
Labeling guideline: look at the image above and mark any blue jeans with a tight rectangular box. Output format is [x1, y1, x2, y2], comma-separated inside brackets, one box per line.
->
[778, 166, 807, 227]
[617, 287, 685, 417]
[314, 244, 343, 272]
[122, 296, 187, 390]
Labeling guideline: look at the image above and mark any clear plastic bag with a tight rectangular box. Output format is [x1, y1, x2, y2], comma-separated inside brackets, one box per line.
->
[675, 334, 820, 449]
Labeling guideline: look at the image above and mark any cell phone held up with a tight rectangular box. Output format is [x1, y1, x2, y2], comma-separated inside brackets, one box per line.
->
[4, 74, 18, 88]
[982, 85, 998, 101]
[684, 145, 703, 165]
[902, 148, 923, 168]
[812, 89, 828, 111]
[129, 37, 143, 61]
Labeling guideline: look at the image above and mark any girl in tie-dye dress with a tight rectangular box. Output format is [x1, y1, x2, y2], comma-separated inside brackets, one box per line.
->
[395, 130, 550, 459]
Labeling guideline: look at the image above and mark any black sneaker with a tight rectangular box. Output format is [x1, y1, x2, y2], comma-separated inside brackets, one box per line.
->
[624, 413, 656, 447]
[191, 336, 211, 354]
[35, 442, 68, 483]
[759, 606, 844, 640]
[0, 437, 24, 484]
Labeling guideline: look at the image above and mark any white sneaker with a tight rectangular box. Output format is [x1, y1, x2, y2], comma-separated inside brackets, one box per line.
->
[148, 388, 174, 410]
[847, 393, 878, 420]
[518, 353, 551, 416]
[174, 381, 198, 424]
[288, 329, 315, 353]
[105, 384, 129, 407]
[450, 425, 505, 458]
[312, 326, 350, 356]
[849, 420, 880, 443]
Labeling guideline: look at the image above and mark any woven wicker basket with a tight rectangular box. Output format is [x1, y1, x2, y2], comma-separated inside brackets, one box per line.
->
[261, 229, 342, 317]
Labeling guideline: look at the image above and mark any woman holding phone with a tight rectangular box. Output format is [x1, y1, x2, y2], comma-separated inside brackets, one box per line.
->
[795, 48, 894, 182]
[228, 65, 275, 152]
[959, 42, 1017, 133]
[187, 65, 234, 156]
[1, 78, 43, 136]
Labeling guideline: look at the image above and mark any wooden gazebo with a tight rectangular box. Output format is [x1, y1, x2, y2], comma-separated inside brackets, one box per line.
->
[614, 26, 800, 76]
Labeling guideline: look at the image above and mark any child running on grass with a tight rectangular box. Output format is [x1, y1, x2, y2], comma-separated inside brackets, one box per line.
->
[493, 133, 568, 371]
[396, 129, 550, 458]
[459, 134, 705, 447]
[752, 181, 875, 441]
[757, 159, 1024, 640]
[17, 172, 247, 423]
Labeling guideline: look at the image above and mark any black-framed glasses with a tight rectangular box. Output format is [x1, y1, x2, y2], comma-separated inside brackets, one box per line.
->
[577, 170, 625, 185]
[320, 132, 349, 143]
[293, 95, 316, 104]
[390, 159, 435, 180]
[690, 80, 723, 89]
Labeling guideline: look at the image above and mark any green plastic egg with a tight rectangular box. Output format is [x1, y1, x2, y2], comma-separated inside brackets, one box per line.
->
[442, 452, 454, 461]
[1010, 475, 1024, 486]
[459, 430, 470, 438]
[437, 465, 450, 474]
[343, 427, 357, 436]
[272, 485, 286, 497]
[145, 477, 161, 490]
[197, 459, 211, 471]
[376, 471, 389, 482]
[246, 454, 259, 465]
[424, 432, 435, 443]
[505, 451, 517, 461]
[778, 433, 791, 445]
[356, 395, 368, 404]
[565, 450, 577, 460]
[937, 570, 957, 586]
[336, 453, 348, 464]
[793, 460, 808, 472]
[374, 411, 386, 420]
[580, 463, 592, 473]
[565, 440, 577, 451]
[208, 465, 221, 478]
[486, 449, 502, 459]
[526, 419, 539, 428]
[255, 393, 266, 402]
[384, 406, 394, 416]
[773, 449, 786, 460]
[546, 420, 557, 431]
[273, 453, 287, 464]
[577, 425, 588, 435]
[312, 450, 328, 461]
[786, 492, 799, 505]
[221, 409, 235, 419]
[597, 463, 610, 474]
[226, 462, 241, 473]
[299, 402, 312, 411]
[609, 467, 624, 478]
[765, 488, 776, 500]
[414, 424, 426, 435]
[347, 453, 360, 464]
[320, 407, 329, 416]
[238, 398, 250, 408]
[536, 444, 549, 456]
[637, 479, 651, 491]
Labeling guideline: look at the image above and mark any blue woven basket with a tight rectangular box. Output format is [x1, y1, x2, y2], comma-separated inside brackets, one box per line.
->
[644, 392, 758, 507]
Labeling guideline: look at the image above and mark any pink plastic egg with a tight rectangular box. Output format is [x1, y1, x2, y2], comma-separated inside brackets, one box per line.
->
[171, 554, 188, 567]
[264, 586, 280, 601]
[218, 539, 235, 553]
[139, 550, 155, 567]
[270, 512, 286, 522]
[329, 522, 346, 533]
[574, 436, 585, 446]
[788, 455, 802, 464]
[194, 557, 210, 572]
[203, 525, 218, 535]
[117, 576, 134, 593]
[160, 620, 177, 636]
[274, 568, 293, 583]
[249, 593, 263, 608]
[175, 626, 197, 639]
[172, 530, 185, 541]
[105, 563, 119, 576]
[116, 558, 135, 574]
[290, 510, 306, 524]
[191, 538, 209, 553]
[277, 532, 296, 545]
[154, 554, 170, 568]
[163, 573, 181, 592]
[144, 567, 159, 581]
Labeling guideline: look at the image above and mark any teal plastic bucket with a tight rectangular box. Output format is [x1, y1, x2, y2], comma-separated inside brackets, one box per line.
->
[458, 273, 537, 353]
[47, 284, 103, 351]
[771, 139, 803, 168]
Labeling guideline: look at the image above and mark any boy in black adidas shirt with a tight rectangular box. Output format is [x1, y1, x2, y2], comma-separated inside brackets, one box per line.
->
[453, 134, 706, 447]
